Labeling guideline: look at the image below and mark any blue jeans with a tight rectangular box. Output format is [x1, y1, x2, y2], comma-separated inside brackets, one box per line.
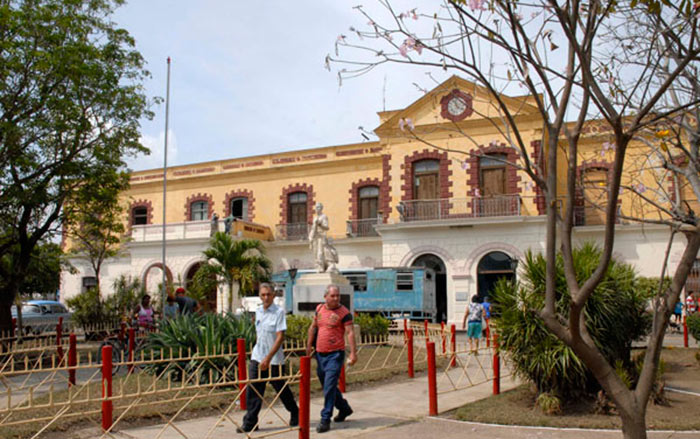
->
[316, 351, 351, 422]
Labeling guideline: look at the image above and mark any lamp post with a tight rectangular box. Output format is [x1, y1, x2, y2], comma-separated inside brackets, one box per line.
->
[287, 268, 298, 313]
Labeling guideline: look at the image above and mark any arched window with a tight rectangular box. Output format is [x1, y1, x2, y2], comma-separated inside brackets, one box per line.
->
[477, 251, 516, 298]
[287, 192, 308, 224]
[230, 197, 248, 220]
[358, 186, 379, 219]
[190, 201, 209, 221]
[132, 206, 148, 225]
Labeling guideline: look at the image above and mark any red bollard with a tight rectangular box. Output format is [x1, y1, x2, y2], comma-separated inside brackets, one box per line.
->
[128, 328, 135, 373]
[450, 324, 456, 368]
[299, 356, 311, 439]
[68, 333, 77, 386]
[339, 365, 346, 393]
[237, 338, 247, 410]
[441, 322, 446, 354]
[427, 341, 437, 416]
[684, 316, 689, 348]
[118, 322, 126, 345]
[407, 329, 414, 378]
[492, 333, 500, 395]
[101, 344, 113, 431]
[485, 318, 491, 348]
[56, 320, 64, 363]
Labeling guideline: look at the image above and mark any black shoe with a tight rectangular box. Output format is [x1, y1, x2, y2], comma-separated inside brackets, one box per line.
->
[333, 407, 353, 422]
[316, 420, 331, 433]
[289, 411, 299, 427]
[236, 425, 258, 433]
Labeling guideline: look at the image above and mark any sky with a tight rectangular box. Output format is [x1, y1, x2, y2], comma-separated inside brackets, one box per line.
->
[112, 1, 448, 172]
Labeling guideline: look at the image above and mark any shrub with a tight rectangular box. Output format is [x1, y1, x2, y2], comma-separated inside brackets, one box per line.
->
[286, 314, 313, 341]
[143, 312, 256, 382]
[355, 313, 391, 338]
[66, 275, 146, 330]
[536, 392, 562, 415]
[687, 314, 700, 344]
[492, 243, 651, 401]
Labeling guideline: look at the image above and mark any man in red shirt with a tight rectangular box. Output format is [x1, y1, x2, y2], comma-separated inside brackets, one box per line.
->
[306, 284, 357, 433]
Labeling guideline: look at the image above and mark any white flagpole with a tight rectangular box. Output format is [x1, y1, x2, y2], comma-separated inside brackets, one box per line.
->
[161, 57, 171, 312]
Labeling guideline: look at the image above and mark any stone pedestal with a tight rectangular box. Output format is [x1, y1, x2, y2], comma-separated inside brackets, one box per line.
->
[293, 272, 354, 315]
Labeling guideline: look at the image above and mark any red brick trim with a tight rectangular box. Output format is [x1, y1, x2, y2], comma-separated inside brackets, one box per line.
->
[224, 189, 255, 221]
[381, 154, 392, 221]
[184, 193, 214, 221]
[279, 183, 315, 224]
[348, 178, 382, 220]
[531, 140, 546, 215]
[142, 263, 173, 288]
[400, 149, 453, 202]
[466, 144, 521, 214]
[129, 199, 154, 226]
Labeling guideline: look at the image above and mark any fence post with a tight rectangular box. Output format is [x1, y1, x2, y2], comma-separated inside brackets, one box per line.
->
[424, 319, 429, 343]
[684, 316, 689, 348]
[237, 338, 247, 410]
[339, 365, 346, 393]
[56, 318, 63, 363]
[101, 344, 113, 431]
[128, 327, 135, 373]
[68, 333, 77, 386]
[441, 322, 446, 354]
[485, 318, 491, 348]
[299, 356, 311, 439]
[450, 324, 456, 368]
[407, 328, 414, 378]
[492, 333, 500, 395]
[427, 341, 437, 416]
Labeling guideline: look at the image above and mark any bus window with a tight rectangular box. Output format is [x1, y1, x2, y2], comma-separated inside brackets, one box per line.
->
[345, 272, 368, 292]
[396, 272, 414, 291]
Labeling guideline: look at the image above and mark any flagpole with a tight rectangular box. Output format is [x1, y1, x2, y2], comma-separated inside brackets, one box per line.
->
[161, 57, 171, 313]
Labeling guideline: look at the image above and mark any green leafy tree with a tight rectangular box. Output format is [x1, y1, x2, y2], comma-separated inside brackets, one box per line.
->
[66, 170, 131, 294]
[0, 0, 154, 334]
[195, 233, 272, 311]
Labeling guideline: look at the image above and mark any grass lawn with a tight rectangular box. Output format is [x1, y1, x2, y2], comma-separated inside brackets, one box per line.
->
[449, 347, 700, 430]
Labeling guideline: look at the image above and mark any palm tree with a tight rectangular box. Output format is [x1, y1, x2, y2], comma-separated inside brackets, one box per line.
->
[194, 233, 272, 312]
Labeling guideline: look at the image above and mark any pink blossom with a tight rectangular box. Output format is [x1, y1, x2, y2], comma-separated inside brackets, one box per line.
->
[635, 183, 647, 193]
[608, 75, 614, 86]
[468, 0, 487, 11]
[474, 188, 482, 197]
[412, 9, 419, 20]
[337, 35, 346, 43]
[461, 161, 469, 170]
[515, 13, 524, 20]
[399, 43, 409, 57]
[414, 42, 423, 55]
[398, 118, 406, 131]
[399, 12, 407, 19]
[406, 118, 415, 130]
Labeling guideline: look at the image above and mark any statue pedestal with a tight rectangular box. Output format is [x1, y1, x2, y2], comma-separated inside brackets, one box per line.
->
[293, 272, 354, 314]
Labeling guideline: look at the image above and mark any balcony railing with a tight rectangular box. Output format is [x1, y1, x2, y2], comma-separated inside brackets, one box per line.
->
[397, 195, 522, 222]
[275, 223, 309, 241]
[346, 218, 380, 237]
[131, 220, 218, 242]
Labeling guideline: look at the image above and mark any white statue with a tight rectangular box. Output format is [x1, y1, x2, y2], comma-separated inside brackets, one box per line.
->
[308, 202, 339, 273]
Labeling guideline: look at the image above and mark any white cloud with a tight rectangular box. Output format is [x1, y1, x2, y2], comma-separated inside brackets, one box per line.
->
[127, 130, 179, 172]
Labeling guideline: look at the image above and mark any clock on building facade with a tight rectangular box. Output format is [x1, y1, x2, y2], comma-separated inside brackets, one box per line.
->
[440, 89, 474, 122]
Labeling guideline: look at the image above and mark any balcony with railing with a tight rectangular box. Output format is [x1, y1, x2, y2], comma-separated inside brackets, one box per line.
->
[130, 220, 217, 242]
[397, 195, 523, 222]
[274, 223, 309, 241]
[346, 217, 380, 237]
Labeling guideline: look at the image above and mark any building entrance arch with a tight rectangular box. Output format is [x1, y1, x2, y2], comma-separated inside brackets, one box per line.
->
[142, 263, 174, 295]
[477, 251, 516, 299]
[412, 254, 447, 323]
[184, 262, 217, 312]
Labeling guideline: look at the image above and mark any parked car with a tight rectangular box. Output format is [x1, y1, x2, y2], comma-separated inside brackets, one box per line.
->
[11, 300, 72, 335]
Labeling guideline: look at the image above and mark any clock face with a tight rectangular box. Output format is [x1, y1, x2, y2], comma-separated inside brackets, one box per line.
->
[440, 89, 473, 122]
[447, 96, 468, 116]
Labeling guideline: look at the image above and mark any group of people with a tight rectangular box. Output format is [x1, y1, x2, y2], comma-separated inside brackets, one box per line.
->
[461, 295, 491, 353]
[132, 287, 200, 329]
[237, 283, 356, 434]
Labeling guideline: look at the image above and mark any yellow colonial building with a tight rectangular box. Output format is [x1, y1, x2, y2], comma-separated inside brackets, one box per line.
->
[61, 76, 698, 325]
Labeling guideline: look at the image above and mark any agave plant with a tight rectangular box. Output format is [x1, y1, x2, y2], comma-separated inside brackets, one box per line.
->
[492, 243, 651, 401]
[142, 312, 255, 383]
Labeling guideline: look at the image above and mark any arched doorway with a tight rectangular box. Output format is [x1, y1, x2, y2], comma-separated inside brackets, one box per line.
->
[412, 254, 447, 323]
[142, 263, 173, 295]
[477, 251, 516, 299]
[185, 262, 217, 312]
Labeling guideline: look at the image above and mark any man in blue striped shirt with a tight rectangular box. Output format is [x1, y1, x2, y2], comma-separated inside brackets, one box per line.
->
[238, 283, 299, 433]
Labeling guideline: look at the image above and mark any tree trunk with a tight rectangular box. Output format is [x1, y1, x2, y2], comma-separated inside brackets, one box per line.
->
[620, 408, 647, 439]
[0, 283, 17, 353]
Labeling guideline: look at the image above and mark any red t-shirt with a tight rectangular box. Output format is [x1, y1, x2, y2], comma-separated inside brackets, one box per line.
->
[315, 304, 352, 353]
